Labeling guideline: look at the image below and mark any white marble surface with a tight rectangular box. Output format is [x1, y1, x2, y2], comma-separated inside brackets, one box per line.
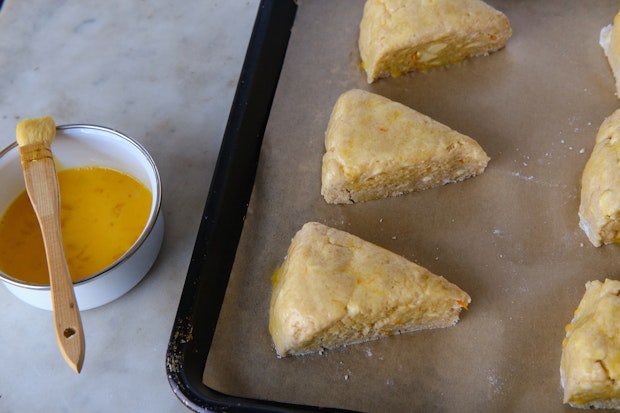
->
[0, 0, 259, 411]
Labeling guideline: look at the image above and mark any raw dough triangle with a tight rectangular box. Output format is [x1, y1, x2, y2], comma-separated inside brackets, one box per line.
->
[561, 279, 620, 409]
[600, 11, 620, 98]
[359, 0, 512, 83]
[269, 222, 471, 357]
[321, 89, 490, 204]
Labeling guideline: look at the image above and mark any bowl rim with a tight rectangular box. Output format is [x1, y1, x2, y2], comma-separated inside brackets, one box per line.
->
[0, 123, 162, 290]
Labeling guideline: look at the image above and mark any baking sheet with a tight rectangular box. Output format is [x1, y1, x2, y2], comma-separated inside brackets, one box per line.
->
[203, 1, 620, 411]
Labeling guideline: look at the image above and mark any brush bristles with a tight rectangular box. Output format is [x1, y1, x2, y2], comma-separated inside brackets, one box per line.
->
[16, 116, 56, 147]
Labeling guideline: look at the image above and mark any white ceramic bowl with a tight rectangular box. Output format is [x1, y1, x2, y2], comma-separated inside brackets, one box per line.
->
[0, 124, 164, 310]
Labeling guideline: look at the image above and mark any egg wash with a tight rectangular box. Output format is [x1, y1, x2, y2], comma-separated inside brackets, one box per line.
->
[0, 166, 152, 284]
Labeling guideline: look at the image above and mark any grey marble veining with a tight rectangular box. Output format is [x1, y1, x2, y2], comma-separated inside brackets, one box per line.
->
[0, 0, 259, 411]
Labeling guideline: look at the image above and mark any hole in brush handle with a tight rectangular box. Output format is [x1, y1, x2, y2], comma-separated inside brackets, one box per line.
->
[63, 328, 76, 338]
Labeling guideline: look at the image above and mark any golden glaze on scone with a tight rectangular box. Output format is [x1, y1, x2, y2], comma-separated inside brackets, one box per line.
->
[269, 222, 471, 357]
[600, 11, 620, 98]
[579, 110, 620, 247]
[561, 279, 620, 409]
[358, 0, 512, 83]
[321, 89, 489, 204]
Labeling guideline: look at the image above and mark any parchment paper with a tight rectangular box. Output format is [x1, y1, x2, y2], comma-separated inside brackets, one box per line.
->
[203, 1, 620, 411]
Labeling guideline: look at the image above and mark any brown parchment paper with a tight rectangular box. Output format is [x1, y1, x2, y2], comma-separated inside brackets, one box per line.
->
[203, 1, 620, 411]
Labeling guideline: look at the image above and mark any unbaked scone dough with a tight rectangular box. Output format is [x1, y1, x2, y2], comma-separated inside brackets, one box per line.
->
[269, 222, 471, 357]
[321, 89, 490, 204]
[561, 279, 620, 409]
[358, 0, 512, 83]
[600, 11, 620, 98]
[579, 109, 620, 247]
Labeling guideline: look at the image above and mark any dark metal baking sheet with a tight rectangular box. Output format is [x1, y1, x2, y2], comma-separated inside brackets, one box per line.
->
[168, 1, 620, 412]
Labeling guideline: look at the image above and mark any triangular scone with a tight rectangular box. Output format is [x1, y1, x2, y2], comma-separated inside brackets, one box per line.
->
[321, 89, 490, 204]
[269, 222, 471, 357]
[359, 0, 512, 83]
[600, 11, 620, 98]
[579, 110, 620, 247]
[561, 279, 620, 409]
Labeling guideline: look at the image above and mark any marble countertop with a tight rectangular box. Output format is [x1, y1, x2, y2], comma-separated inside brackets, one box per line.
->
[0, 0, 259, 411]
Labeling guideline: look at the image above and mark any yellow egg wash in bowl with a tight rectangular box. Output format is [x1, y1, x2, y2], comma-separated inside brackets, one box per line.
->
[0, 166, 152, 285]
[0, 124, 163, 310]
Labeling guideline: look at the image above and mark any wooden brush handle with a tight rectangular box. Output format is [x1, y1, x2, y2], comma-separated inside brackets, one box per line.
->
[20, 145, 85, 373]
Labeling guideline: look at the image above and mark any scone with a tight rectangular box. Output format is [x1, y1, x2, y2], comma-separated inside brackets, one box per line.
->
[269, 222, 471, 357]
[579, 109, 620, 247]
[321, 89, 490, 204]
[560, 279, 620, 409]
[358, 0, 512, 83]
[600, 11, 620, 98]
